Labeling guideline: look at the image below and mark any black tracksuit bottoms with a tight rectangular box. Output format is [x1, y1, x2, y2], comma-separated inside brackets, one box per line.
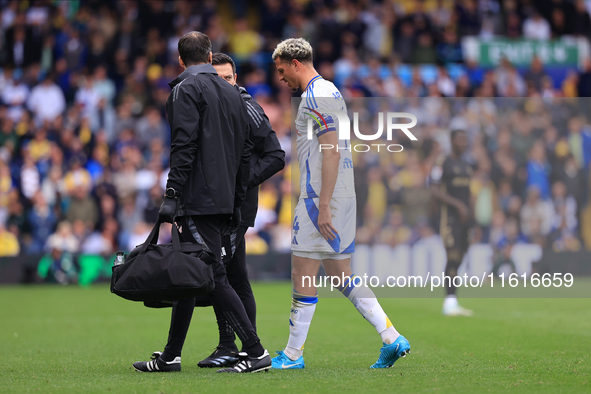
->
[215, 225, 257, 349]
[161, 215, 263, 360]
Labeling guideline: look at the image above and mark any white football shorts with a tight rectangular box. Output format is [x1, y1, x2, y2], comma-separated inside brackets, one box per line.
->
[291, 196, 356, 258]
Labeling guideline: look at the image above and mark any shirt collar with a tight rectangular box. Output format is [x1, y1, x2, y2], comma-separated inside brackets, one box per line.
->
[168, 64, 218, 88]
[304, 75, 322, 92]
[236, 84, 251, 99]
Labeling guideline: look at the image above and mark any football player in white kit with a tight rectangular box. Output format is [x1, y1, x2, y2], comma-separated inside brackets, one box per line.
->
[270, 38, 410, 370]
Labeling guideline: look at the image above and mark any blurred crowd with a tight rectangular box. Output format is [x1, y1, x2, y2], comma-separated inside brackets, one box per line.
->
[341, 97, 591, 258]
[0, 0, 591, 261]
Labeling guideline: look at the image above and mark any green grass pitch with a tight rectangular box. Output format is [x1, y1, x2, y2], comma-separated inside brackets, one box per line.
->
[1, 282, 590, 393]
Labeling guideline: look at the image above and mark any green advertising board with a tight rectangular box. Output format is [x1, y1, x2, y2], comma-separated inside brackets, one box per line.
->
[478, 39, 579, 67]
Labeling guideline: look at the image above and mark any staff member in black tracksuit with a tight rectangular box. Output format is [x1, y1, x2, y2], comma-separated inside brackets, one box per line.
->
[196, 53, 286, 368]
[132, 32, 272, 374]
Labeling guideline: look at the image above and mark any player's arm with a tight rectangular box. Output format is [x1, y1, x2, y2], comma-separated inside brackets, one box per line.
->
[318, 130, 340, 241]
[429, 161, 469, 222]
[430, 184, 468, 212]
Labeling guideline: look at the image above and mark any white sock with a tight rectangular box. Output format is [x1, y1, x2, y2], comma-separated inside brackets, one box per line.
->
[285, 293, 317, 361]
[341, 275, 400, 345]
[444, 295, 458, 309]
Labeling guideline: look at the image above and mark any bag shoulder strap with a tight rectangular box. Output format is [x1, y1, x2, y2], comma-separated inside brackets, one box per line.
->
[138, 220, 163, 255]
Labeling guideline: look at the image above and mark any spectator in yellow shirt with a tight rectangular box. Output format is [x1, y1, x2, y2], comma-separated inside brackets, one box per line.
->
[0, 224, 20, 256]
[228, 19, 262, 60]
[27, 127, 52, 163]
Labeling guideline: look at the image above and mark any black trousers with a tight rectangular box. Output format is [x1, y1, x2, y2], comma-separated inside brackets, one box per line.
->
[162, 215, 262, 359]
[215, 225, 257, 349]
[440, 214, 470, 296]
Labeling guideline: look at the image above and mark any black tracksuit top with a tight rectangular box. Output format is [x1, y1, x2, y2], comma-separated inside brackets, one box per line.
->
[236, 85, 285, 227]
[166, 64, 251, 216]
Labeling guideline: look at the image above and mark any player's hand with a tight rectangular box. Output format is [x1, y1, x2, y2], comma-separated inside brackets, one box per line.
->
[457, 203, 470, 223]
[318, 203, 338, 241]
[221, 207, 241, 236]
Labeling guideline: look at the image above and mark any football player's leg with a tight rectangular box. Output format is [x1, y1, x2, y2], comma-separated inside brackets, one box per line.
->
[323, 257, 400, 344]
[443, 246, 472, 316]
[287, 254, 321, 359]
[324, 257, 410, 368]
[272, 253, 320, 368]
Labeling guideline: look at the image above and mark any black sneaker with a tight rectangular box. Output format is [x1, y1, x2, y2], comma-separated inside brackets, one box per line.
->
[198, 346, 239, 368]
[133, 351, 181, 372]
[216, 349, 271, 373]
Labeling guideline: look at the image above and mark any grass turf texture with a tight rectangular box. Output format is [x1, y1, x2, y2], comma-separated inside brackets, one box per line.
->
[1, 282, 590, 394]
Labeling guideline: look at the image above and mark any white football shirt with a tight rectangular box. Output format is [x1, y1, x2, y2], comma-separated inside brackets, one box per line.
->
[294, 75, 355, 199]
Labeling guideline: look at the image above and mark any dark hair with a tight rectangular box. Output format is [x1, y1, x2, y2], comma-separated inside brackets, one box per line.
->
[178, 31, 211, 66]
[211, 53, 236, 75]
[451, 129, 466, 140]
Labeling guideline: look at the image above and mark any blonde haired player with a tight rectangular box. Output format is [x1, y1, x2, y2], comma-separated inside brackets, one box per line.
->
[270, 38, 410, 369]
